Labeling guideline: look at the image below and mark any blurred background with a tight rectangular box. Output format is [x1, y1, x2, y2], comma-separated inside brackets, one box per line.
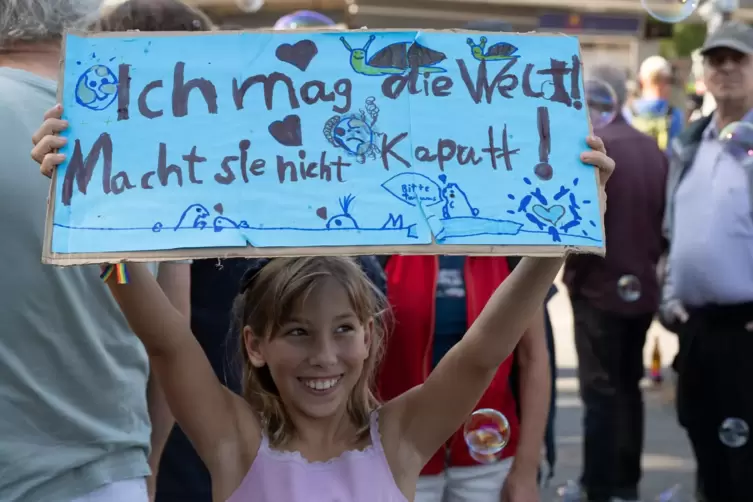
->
[175, 3, 741, 500]
[91, 1, 752, 500]
[174, 0, 746, 113]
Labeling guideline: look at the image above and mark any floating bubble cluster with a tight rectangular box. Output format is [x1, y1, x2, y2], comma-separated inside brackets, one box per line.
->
[641, 0, 699, 24]
[719, 122, 753, 161]
[274, 10, 336, 30]
[617, 275, 642, 303]
[719, 417, 750, 448]
[585, 79, 618, 129]
[463, 409, 511, 464]
[556, 480, 583, 501]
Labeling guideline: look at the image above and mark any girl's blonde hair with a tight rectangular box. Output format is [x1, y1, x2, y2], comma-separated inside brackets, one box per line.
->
[234, 256, 387, 446]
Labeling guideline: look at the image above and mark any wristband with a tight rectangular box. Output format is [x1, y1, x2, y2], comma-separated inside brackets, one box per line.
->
[100, 263, 129, 284]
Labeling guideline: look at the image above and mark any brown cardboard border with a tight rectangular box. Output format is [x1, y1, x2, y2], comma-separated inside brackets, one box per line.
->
[43, 28, 604, 265]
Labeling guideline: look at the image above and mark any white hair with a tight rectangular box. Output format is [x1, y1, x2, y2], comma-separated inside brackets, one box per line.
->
[639, 55, 672, 82]
[0, 0, 104, 48]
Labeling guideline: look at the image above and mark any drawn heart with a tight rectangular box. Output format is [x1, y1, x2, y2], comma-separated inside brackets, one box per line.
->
[213, 203, 224, 215]
[438, 174, 447, 184]
[316, 206, 328, 220]
[268, 114, 302, 147]
[532, 204, 566, 225]
[275, 40, 318, 71]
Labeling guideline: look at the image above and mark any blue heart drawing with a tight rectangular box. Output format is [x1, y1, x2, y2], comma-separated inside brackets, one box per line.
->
[532, 204, 566, 225]
[438, 174, 447, 184]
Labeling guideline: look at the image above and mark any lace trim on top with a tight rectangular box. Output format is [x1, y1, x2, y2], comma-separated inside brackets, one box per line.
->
[258, 409, 384, 467]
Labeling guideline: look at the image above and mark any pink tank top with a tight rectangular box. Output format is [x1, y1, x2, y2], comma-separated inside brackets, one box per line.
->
[225, 410, 408, 502]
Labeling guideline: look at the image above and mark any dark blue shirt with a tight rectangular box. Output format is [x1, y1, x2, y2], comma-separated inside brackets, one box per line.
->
[432, 256, 468, 367]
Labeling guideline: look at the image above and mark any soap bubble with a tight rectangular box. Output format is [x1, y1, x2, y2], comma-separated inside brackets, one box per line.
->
[463, 408, 510, 464]
[642, 0, 699, 24]
[657, 484, 683, 502]
[235, 0, 265, 13]
[468, 448, 503, 464]
[556, 480, 583, 501]
[585, 79, 618, 129]
[274, 10, 336, 29]
[617, 275, 641, 302]
[719, 122, 753, 161]
[719, 418, 750, 448]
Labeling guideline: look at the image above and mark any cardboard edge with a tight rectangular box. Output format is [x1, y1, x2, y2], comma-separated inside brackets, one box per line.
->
[43, 242, 603, 266]
[41, 34, 69, 265]
[573, 42, 608, 256]
[47, 29, 605, 265]
[64, 27, 582, 39]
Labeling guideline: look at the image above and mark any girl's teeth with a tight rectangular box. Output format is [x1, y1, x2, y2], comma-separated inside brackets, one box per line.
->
[303, 378, 339, 390]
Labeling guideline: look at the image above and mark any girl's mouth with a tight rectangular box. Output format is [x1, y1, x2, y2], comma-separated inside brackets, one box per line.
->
[298, 375, 343, 394]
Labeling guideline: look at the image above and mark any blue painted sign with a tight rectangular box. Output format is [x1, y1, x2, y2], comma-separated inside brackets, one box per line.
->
[46, 30, 603, 261]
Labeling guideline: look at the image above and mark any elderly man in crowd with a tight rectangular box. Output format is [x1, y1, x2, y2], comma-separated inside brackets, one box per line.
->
[0, 1, 190, 501]
[661, 21, 753, 502]
[625, 55, 685, 153]
[565, 64, 667, 502]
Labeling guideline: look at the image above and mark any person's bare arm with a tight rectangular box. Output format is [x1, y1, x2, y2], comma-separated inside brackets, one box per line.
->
[158, 262, 191, 316]
[383, 137, 614, 471]
[105, 262, 254, 472]
[145, 262, 191, 499]
[507, 309, 551, 482]
[145, 373, 171, 501]
[388, 257, 563, 467]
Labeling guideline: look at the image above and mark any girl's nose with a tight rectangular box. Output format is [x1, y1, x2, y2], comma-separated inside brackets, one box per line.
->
[308, 336, 338, 367]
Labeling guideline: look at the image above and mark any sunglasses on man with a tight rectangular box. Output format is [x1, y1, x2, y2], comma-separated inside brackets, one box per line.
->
[705, 50, 749, 67]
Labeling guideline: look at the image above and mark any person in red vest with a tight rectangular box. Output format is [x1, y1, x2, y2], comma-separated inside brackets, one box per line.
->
[377, 255, 550, 502]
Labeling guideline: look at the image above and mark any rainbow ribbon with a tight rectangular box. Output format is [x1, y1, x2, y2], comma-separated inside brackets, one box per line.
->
[100, 263, 129, 284]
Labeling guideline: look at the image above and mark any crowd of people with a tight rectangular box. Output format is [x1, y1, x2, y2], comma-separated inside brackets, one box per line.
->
[0, 1, 750, 502]
[573, 20, 753, 502]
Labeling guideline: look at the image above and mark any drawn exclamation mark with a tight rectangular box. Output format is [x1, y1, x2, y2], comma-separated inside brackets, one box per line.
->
[534, 106, 553, 181]
[570, 55, 582, 110]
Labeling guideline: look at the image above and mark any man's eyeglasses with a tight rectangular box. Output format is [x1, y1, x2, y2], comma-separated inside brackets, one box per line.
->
[705, 51, 748, 67]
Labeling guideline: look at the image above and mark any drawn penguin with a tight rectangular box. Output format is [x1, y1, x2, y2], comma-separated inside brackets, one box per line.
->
[212, 216, 250, 233]
[326, 195, 359, 229]
[441, 183, 480, 219]
[174, 203, 210, 230]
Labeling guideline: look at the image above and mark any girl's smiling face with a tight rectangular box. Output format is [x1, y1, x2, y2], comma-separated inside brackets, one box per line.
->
[245, 277, 371, 420]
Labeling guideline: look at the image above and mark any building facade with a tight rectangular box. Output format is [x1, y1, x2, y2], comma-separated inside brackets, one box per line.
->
[185, 0, 753, 75]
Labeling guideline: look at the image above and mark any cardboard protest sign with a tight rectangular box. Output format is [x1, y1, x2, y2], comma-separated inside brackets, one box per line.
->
[44, 29, 604, 265]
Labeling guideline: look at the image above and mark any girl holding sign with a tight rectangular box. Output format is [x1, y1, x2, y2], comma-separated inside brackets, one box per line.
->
[33, 116, 613, 501]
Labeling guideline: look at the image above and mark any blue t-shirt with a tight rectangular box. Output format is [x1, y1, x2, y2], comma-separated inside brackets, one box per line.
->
[432, 256, 468, 367]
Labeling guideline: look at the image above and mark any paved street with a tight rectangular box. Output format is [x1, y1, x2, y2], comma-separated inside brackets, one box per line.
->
[540, 276, 695, 502]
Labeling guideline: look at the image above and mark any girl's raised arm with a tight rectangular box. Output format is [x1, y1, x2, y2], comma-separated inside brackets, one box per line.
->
[384, 137, 615, 469]
[104, 263, 257, 471]
[31, 108, 258, 472]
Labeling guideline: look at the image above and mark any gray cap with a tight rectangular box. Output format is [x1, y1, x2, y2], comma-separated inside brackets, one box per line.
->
[701, 21, 753, 56]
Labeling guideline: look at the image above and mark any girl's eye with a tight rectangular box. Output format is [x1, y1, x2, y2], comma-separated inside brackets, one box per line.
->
[286, 328, 307, 337]
[336, 324, 355, 334]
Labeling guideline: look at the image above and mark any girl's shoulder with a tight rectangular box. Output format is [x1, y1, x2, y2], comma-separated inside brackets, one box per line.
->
[210, 391, 263, 499]
[233, 392, 264, 458]
[376, 396, 425, 482]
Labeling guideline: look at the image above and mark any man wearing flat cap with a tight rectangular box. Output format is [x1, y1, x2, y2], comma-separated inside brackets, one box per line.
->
[660, 21, 753, 502]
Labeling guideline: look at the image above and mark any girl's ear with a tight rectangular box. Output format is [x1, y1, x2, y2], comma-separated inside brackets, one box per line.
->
[364, 318, 375, 357]
[243, 326, 266, 368]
